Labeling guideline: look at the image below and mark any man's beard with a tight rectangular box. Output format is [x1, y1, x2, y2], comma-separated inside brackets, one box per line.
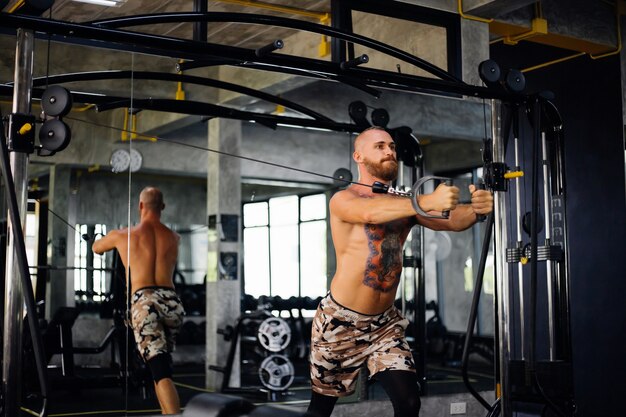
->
[363, 157, 398, 181]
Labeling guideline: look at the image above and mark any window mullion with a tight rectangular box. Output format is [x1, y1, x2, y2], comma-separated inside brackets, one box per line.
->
[267, 203, 272, 296]
[297, 197, 302, 298]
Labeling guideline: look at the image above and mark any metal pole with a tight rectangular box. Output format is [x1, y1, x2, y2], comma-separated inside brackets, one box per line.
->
[541, 131, 556, 360]
[492, 99, 512, 417]
[2, 28, 34, 417]
[398, 160, 406, 316]
[513, 123, 526, 360]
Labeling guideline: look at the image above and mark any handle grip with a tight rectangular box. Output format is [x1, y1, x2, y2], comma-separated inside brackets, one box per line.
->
[441, 179, 453, 219]
[475, 182, 487, 222]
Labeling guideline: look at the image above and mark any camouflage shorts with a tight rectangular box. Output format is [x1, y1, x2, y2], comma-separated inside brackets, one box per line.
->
[309, 293, 415, 397]
[131, 286, 185, 362]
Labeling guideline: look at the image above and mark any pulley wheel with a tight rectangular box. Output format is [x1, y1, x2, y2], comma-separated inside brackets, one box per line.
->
[41, 86, 73, 117]
[478, 59, 501, 84]
[371, 108, 390, 128]
[333, 168, 353, 187]
[39, 119, 71, 152]
[505, 69, 526, 93]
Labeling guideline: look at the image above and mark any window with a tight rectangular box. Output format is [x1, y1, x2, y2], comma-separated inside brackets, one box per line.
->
[74, 224, 108, 304]
[243, 193, 327, 299]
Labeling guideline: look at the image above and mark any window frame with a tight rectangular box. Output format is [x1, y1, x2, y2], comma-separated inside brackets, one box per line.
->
[242, 191, 328, 298]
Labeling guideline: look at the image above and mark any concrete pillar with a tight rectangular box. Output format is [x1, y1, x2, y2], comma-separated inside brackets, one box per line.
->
[205, 118, 242, 390]
[460, 18, 490, 86]
[46, 166, 75, 318]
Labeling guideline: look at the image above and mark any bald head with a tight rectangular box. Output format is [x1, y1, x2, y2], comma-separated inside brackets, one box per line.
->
[140, 187, 165, 213]
[354, 126, 390, 152]
[353, 126, 398, 181]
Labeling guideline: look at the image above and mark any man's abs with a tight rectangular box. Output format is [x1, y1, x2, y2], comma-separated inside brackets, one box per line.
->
[330, 276, 398, 315]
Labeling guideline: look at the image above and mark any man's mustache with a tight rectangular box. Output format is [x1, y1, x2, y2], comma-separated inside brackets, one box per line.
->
[382, 157, 397, 163]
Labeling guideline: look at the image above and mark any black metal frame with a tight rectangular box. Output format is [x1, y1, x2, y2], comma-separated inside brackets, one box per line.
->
[28, 71, 334, 121]
[0, 12, 515, 102]
[333, 0, 462, 78]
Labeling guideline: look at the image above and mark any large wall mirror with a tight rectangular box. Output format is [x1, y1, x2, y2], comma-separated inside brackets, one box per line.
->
[0, 2, 495, 415]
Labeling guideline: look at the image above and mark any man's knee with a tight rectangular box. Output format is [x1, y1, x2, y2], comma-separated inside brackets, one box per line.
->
[147, 353, 173, 383]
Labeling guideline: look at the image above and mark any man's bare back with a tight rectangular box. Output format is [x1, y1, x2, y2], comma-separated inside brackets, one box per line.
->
[97, 220, 179, 291]
[93, 202, 179, 290]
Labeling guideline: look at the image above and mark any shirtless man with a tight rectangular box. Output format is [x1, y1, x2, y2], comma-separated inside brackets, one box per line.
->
[93, 187, 185, 415]
[307, 127, 493, 417]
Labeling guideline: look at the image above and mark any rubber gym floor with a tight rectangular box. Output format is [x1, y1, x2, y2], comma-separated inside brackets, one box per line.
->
[20, 359, 494, 416]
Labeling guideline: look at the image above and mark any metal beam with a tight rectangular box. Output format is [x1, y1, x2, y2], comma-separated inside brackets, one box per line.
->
[0, 12, 517, 100]
[26, 70, 334, 122]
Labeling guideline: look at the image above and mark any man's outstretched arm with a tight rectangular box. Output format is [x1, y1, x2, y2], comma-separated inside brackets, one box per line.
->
[92, 230, 122, 254]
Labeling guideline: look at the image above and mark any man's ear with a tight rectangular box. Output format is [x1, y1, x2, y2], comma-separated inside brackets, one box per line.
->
[161, 203, 165, 211]
[353, 150, 362, 163]
[139, 201, 144, 210]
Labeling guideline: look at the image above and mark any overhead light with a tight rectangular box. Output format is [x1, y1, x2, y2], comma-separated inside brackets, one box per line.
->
[72, 0, 128, 7]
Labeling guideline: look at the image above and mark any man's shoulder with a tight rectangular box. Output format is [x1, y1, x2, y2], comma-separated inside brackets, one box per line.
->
[109, 228, 128, 237]
[331, 187, 361, 201]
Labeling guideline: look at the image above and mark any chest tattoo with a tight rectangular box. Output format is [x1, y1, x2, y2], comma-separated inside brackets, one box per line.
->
[363, 219, 411, 292]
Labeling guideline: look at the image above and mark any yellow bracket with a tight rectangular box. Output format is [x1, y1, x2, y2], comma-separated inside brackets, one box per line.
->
[458, 0, 493, 24]
[134, 134, 158, 143]
[130, 113, 137, 140]
[504, 171, 524, 179]
[121, 109, 129, 141]
[318, 13, 331, 58]
[87, 164, 100, 173]
[176, 59, 186, 100]
[8, 0, 26, 14]
[590, 2, 622, 59]
[18, 123, 32, 135]
[176, 82, 186, 100]
[504, 18, 548, 45]
[121, 109, 139, 141]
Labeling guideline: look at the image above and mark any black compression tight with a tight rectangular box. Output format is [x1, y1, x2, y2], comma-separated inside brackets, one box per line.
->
[307, 370, 421, 417]
[307, 391, 338, 417]
[376, 370, 421, 417]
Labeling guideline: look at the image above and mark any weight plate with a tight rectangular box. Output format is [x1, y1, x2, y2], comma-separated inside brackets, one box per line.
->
[258, 354, 294, 391]
[257, 316, 291, 352]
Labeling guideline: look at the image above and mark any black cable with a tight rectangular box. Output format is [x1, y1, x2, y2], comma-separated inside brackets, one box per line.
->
[46, 205, 90, 240]
[486, 397, 501, 417]
[0, 109, 48, 417]
[64, 116, 374, 189]
[460, 211, 494, 411]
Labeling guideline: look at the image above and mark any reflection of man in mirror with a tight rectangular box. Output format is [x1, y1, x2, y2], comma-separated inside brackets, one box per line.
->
[307, 127, 493, 417]
[93, 187, 185, 414]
